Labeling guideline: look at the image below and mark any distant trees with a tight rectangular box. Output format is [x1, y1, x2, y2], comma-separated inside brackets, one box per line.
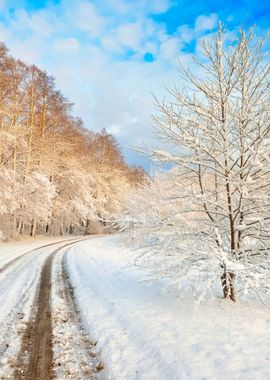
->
[122, 26, 270, 303]
[0, 43, 145, 240]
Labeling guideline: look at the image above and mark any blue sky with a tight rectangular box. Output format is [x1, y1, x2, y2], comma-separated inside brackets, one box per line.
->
[0, 0, 269, 169]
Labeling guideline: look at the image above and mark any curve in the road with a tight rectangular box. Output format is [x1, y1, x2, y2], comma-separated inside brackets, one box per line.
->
[0, 236, 88, 276]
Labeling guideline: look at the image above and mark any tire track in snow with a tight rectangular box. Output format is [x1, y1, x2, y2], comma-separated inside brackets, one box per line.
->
[0, 237, 93, 379]
[50, 250, 104, 379]
[14, 253, 54, 380]
[0, 245, 61, 374]
[13, 238, 92, 380]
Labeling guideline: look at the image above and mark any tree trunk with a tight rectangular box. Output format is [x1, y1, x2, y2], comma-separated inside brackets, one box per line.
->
[38, 94, 47, 167]
[221, 271, 237, 302]
[24, 81, 36, 180]
[30, 219, 37, 237]
[18, 220, 24, 235]
[85, 219, 90, 235]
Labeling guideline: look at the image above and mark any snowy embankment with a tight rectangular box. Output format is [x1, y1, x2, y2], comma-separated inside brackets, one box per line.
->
[66, 235, 270, 380]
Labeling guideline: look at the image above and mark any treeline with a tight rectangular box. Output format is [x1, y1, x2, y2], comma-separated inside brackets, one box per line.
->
[0, 43, 145, 240]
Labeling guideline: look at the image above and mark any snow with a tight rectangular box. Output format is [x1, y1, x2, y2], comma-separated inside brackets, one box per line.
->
[51, 248, 102, 379]
[0, 237, 85, 378]
[0, 238, 57, 267]
[66, 235, 270, 380]
[0, 235, 269, 379]
[0, 239, 56, 378]
[0, 236, 83, 267]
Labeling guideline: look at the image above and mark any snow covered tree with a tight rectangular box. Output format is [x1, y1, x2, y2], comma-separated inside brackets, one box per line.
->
[145, 26, 270, 302]
[0, 167, 21, 240]
[17, 171, 56, 236]
[0, 43, 145, 240]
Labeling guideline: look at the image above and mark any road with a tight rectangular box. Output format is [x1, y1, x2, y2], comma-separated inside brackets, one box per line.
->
[0, 237, 103, 380]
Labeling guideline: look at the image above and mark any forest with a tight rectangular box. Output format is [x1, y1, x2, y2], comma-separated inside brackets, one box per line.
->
[0, 43, 145, 240]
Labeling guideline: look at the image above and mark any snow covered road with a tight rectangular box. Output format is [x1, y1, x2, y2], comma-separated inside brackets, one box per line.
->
[0, 237, 102, 379]
[0, 235, 270, 379]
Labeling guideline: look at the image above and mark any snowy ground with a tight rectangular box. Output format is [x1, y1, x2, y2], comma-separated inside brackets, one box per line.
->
[0, 236, 80, 268]
[0, 238, 61, 378]
[0, 236, 100, 379]
[0, 235, 269, 379]
[66, 235, 270, 380]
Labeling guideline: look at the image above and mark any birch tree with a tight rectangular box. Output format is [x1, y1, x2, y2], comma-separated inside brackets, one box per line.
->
[149, 26, 270, 302]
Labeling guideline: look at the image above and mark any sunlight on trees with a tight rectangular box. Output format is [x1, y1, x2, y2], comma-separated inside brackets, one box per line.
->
[0, 43, 145, 240]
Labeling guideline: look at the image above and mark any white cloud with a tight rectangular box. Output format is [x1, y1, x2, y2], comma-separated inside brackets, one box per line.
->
[102, 0, 171, 15]
[0, 22, 10, 40]
[101, 18, 159, 55]
[116, 22, 143, 50]
[71, 1, 106, 38]
[53, 38, 80, 53]
[8, 36, 45, 64]
[195, 14, 218, 32]
[12, 8, 55, 37]
[159, 37, 182, 60]
[150, 0, 171, 14]
[101, 34, 124, 53]
[178, 24, 194, 43]
[0, 0, 5, 11]
[102, 0, 132, 15]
